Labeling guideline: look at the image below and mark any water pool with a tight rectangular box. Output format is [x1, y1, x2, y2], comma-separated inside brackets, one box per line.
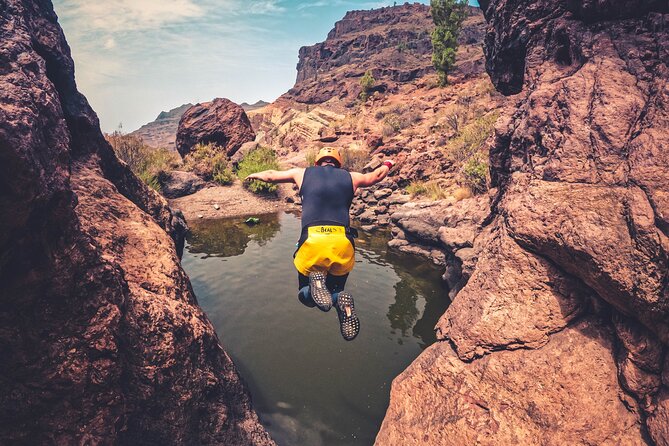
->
[182, 212, 449, 445]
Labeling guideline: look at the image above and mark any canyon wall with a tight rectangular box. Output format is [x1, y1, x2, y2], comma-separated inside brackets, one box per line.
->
[286, 3, 437, 105]
[378, 0, 669, 444]
[0, 1, 273, 444]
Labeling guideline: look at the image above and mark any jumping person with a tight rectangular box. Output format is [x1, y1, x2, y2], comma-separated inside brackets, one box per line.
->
[245, 147, 395, 341]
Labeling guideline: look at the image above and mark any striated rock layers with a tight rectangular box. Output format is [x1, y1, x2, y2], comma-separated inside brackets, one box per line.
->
[285, 3, 487, 105]
[175, 98, 255, 158]
[378, 0, 669, 444]
[0, 1, 273, 445]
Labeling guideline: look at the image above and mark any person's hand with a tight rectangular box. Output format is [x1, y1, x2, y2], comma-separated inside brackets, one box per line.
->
[245, 173, 261, 181]
[382, 159, 395, 169]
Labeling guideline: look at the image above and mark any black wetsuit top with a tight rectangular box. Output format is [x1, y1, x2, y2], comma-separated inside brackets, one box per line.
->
[300, 166, 354, 229]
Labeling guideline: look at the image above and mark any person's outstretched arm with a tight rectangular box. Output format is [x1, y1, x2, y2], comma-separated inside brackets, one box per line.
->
[245, 167, 305, 187]
[350, 160, 395, 192]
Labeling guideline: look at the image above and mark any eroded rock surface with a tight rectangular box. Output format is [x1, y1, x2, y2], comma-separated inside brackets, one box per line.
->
[287, 3, 434, 105]
[176, 98, 256, 158]
[378, 1, 668, 444]
[0, 1, 273, 444]
[285, 4, 485, 106]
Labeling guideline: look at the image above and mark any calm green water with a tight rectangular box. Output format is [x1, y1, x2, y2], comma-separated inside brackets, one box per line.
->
[182, 212, 449, 446]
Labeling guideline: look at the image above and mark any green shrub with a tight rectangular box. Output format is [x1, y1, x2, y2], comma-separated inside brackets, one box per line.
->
[446, 111, 499, 163]
[359, 70, 376, 102]
[140, 147, 181, 191]
[213, 164, 235, 185]
[430, 0, 467, 86]
[237, 146, 280, 194]
[462, 155, 489, 194]
[182, 143, 224, 180]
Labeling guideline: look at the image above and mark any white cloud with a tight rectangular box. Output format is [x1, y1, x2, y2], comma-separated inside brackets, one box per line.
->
[296, 1, 329, 11]
[247, 0, 286, 15]
[56, 0, 206, 32]
[103, 37, 116, 50]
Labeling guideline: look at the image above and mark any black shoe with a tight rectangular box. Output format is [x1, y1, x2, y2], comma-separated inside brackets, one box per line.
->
[309, 271, 332, 312]
[336, 292, 360, 341]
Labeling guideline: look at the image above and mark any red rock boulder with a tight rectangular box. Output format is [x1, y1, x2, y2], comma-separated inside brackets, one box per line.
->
[175, 98, 255, 158]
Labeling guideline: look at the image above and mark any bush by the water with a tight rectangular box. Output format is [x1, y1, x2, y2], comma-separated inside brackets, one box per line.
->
[183, 143, 234, 185]
[237, 146, 280, 194]
[106, 132, 180, 191]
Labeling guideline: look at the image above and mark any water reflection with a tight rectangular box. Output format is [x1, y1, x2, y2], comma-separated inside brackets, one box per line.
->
[387, 280, 420, 338]
[187, 214, 281, 258]
[355, 227, 451, 348]
[182, 213, 451, 446]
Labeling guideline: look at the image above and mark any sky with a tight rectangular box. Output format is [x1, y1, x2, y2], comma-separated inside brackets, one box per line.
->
[52, 0, 478, 133]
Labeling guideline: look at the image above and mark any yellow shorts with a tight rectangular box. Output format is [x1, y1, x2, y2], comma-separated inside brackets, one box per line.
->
[294, 225, 355, 276]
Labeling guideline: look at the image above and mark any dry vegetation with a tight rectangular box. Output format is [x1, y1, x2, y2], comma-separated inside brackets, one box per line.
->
[105, 132, 180, 191]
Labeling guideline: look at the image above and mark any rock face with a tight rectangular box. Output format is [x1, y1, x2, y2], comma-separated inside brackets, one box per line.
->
[0, 1, 273, 445]
[378, 0, 669, 444]
[175, 98, 256, 158]
[285, 3, 477, 105]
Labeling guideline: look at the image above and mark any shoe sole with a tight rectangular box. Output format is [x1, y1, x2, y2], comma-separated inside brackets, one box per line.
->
[337, 292, 360, 341]
[309, 271, 332, 312]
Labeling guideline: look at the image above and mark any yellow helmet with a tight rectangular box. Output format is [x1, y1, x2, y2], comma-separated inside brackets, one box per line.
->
[314, 147, 342, 167]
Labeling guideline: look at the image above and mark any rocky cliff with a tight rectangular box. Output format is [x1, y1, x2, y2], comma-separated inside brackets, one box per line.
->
[377, 0, 669, 444]
[0, 1, 273, 444]
[286, 3, 460, 105]
[251, 4, 495, 180]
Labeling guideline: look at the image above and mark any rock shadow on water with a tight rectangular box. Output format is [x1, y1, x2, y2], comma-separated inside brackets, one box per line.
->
[186, 214, 281, 258]
[356, 226, 452, 349]
[386, 257, 452, 349]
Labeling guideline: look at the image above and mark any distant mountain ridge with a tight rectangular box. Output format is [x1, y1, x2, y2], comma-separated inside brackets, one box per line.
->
[240, 100, 269, 111]
[130, 103, 193, 151]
